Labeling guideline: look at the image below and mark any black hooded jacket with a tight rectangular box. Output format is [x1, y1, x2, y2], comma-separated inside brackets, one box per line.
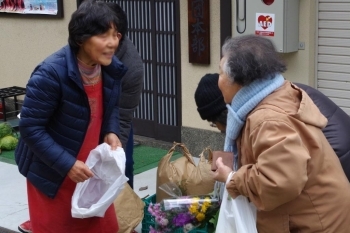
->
[296, 83, 350, 181]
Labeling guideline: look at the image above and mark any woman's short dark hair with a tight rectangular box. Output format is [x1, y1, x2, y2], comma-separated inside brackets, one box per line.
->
[222, 35, 287, 86]
[68, 0, 120, 52]
[106, 2, 128, 39]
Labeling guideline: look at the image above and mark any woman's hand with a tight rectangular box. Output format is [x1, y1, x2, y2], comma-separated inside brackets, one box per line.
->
[213, 157, 233, 183]
[104, 133, 122, 150]
[67, 160, 94, 183]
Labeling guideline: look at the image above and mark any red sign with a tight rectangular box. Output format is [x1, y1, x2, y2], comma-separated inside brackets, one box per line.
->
[255, 13, 275, 37]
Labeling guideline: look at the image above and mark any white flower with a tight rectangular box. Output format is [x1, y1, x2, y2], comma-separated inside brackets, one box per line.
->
[159, 218, 169, 226]
[183, 223, 194, 233]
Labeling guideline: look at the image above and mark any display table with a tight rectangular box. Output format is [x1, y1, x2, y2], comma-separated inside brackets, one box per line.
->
[0, 86, 26, 122]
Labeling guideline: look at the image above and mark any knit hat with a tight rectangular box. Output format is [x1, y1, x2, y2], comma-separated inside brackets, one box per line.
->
[194, 73, 227, 120]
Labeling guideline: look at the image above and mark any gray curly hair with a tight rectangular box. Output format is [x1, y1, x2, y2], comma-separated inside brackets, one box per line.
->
[221, 35, 287, 86]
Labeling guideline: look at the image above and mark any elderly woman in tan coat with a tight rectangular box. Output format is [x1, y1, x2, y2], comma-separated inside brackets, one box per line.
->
[214, 35, 350, 232]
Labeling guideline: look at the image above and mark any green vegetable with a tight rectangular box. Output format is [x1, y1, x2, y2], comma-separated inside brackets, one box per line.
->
[0, 122, 13, 138]
[0, 135, 18, 150]
[12, 131, 20, 139]
[209, 209, 220, 231]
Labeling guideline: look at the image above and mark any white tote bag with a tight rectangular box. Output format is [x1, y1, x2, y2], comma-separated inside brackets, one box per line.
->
[216, 172, 258, 233]
[71, 143, 128, 218]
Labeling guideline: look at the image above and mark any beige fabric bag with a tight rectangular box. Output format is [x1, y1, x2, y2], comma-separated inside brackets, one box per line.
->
[156, 142, 196, 202]
[114, 183, 144, 233]
[185, 147, 215, 195]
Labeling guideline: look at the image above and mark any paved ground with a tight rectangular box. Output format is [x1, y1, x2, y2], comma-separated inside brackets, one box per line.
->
[0, 162, 28, 232]
[0, 161, 158, 233]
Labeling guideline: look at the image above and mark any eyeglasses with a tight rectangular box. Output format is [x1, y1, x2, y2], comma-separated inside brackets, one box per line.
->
[209, 122, 217, 128]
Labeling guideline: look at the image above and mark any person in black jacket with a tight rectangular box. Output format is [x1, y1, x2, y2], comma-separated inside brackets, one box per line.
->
[107, 2, 144, 189]
[194, 73, 227, 133]
[293, 82, 350, 181]
[195, 73, 350, 181]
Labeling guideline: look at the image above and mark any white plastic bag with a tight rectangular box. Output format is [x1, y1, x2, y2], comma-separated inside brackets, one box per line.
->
[216, 172, 258, 233]
[71, 143, 128, 218]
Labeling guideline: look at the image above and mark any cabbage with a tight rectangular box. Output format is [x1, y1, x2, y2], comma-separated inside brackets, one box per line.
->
[0, 122, 13, 138]
[0, 135, 18, 150]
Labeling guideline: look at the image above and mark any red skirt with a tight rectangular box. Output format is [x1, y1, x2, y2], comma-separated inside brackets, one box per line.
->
[27, 177, 118, 233]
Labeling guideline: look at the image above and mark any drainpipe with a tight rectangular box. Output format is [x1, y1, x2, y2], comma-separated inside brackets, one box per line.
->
[220, 0, 232, 56]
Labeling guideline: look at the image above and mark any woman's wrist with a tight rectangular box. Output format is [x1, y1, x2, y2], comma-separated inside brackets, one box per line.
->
[225, 171, 236, 184]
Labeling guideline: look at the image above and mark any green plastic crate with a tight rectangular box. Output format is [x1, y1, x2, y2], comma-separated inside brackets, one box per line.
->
[141, 194, 208, 233]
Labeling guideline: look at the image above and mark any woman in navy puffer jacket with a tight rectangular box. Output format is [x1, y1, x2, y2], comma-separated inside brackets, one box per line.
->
[15, 0, 126, 232]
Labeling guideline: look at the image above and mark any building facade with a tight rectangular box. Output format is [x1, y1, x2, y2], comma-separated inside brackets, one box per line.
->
[0, 0, 349, 155]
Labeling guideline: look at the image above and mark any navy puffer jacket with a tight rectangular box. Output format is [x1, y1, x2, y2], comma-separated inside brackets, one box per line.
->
[295, 83, 350, 181]
[15, 45, 127, 198]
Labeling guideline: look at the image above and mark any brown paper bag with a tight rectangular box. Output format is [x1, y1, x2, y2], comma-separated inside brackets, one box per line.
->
[114, 183, 144, 233]
[156, 142, 196, 202]
[185, 147, 215, 195]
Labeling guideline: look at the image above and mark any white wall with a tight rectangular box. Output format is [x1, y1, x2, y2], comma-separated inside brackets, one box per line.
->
[0, 0, 317, 132]
[0, 0, 76, 88]
[180, 0, 317, 131]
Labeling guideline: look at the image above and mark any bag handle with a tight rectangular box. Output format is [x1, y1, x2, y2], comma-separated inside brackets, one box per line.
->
[200, 147, 213, 162]
[166, 142, 195, 165]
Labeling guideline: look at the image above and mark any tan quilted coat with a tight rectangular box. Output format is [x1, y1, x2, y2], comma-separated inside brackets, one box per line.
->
[226, 81, 350, 233]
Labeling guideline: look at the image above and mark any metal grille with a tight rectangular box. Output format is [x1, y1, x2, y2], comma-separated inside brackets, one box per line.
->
[155, 1, 177, 126]
[108, 0, 181, 141]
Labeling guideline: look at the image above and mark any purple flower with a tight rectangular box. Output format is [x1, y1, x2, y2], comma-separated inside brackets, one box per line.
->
[149, 203, 163, 218]
[155, 215, 164, 223]
[172, 213, 194, 227]
[158, 218, 169, 226]
[148, 204, 155, 215]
